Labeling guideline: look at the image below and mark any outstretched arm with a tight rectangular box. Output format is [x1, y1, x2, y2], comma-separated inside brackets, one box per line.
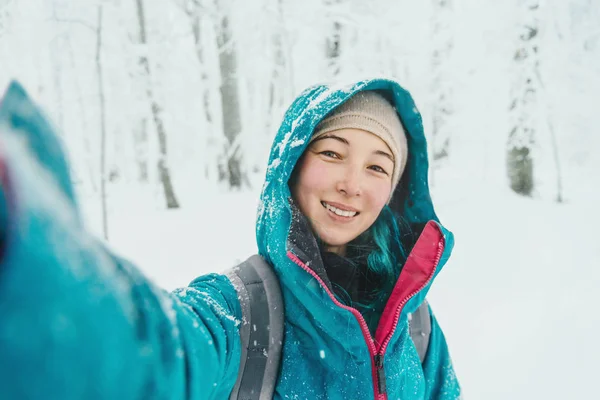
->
[0, 82, 241, 400]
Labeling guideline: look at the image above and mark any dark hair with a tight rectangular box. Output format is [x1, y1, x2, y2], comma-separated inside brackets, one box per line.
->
[343, 205, 411, 333]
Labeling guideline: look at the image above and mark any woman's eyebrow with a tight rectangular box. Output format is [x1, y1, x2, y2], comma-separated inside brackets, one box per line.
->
[374, 150, 394, 162]
[311, 134, 349, 145]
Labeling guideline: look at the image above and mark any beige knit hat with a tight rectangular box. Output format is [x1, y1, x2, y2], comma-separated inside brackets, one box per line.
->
[311, 91, 408, 194]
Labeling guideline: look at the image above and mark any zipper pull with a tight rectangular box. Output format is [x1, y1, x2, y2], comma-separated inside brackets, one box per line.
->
[374, 354, 387, 395]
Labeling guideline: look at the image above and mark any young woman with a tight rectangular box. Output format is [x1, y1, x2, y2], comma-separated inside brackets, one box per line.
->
[0, 78, 460, 399]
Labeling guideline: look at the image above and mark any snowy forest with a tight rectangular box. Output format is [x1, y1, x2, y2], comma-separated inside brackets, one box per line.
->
[1, 0, 599, 398]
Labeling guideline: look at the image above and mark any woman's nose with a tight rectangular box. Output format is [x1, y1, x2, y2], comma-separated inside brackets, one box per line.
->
[336, 167, 362, 197]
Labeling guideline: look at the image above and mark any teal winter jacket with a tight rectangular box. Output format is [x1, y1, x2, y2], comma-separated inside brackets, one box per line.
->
[0, 79, 460, 399]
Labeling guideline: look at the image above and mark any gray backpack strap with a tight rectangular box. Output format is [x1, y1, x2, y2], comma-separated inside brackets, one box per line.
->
[408, 299, 431, 364]
[226, 255, 284, 400]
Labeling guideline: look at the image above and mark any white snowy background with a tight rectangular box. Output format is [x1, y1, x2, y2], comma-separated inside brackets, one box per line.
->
[1, 0, 599, 398]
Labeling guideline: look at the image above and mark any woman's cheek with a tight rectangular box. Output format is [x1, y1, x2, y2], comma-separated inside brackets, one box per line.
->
[370, 181, 392, 208]
[301, 159, 332, 190]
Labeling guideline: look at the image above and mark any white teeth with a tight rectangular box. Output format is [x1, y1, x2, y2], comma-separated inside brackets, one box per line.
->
[322, 202, 357, 217]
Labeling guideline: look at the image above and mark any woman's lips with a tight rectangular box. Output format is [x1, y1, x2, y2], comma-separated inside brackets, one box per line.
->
[321, 201, 360, 222]
[321, 201, 360, 213]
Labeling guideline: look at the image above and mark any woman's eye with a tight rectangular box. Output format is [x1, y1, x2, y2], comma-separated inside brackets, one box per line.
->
[320, 151, 340, 159]
[369, 165, 389, 175]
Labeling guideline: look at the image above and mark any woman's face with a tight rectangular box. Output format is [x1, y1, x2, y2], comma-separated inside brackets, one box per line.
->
[291, 128, 394, 255]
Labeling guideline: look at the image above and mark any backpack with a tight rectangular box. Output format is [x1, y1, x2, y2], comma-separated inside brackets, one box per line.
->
[226, 255, 431, 400]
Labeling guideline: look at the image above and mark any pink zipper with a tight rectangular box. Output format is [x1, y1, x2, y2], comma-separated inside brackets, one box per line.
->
[287, 252, 382, 399]
[369, 238, 443, 400]
[287, 251, 377, 355]
[378, 239, 444, 357]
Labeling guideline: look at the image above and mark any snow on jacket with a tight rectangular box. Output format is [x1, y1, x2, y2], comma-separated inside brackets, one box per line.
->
[0, 79, 460, 399]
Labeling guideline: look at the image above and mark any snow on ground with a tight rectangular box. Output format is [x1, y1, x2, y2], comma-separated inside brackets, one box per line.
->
[79, 178, 600, 399]
[79, 182, 263, 290]
[431, 182, 599, 399]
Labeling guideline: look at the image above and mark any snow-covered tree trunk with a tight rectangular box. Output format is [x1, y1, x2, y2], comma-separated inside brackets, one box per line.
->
[96, 5, 109, 239]
[507, 0, 540, 197]
[134, 0, 179, 208]
[266, 0, 292, 137]
[324, 0, 343, 78]
[131, 0, 149, 182]
[430, 0, 455, 178]
[66, 32, 98, 192]
[536, 0, 564, 203]
[187, 0, 220, 181]
[49, 6, 65, 137]
[215, 0, 245, 188]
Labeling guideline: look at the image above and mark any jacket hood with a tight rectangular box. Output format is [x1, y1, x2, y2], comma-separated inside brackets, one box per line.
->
[256, 78, 454, 315]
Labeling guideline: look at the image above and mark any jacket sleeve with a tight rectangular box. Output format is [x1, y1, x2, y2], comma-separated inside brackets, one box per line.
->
[422, 306, 462, 400]
[0, 183, 242, 399]
[0, 83, 241, 399]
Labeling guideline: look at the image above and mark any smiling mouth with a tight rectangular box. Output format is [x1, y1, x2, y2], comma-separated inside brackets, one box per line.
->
[321, 201, 359, 218]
